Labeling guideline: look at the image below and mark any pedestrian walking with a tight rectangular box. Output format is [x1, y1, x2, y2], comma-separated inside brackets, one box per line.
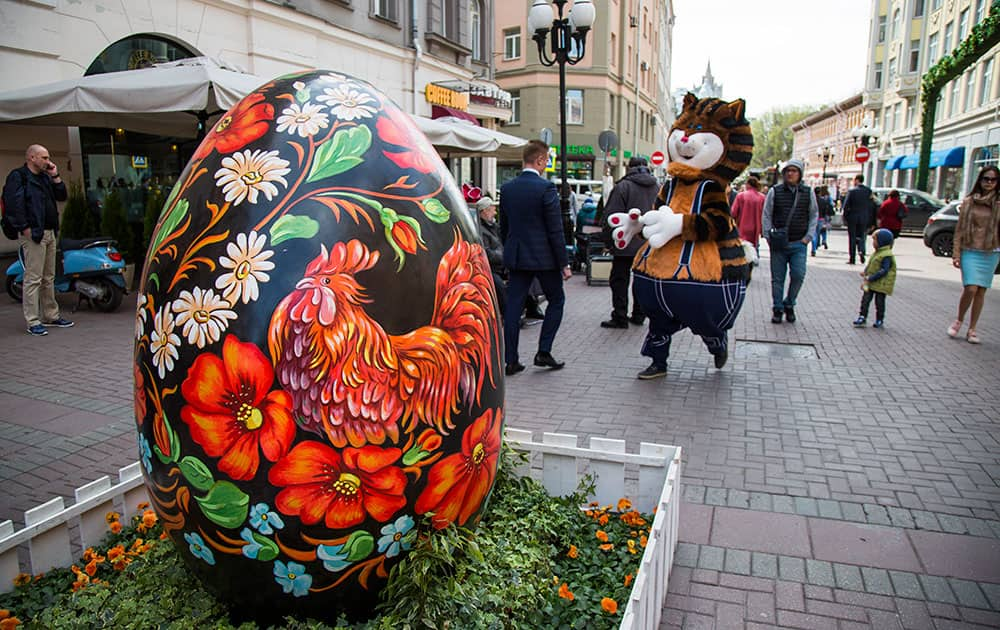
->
[762, 159, 818, 324]
[731, 176, 765, 252]
[842, 174, 876, 265]
[811, 186, 834, 256]
[500, 140, 572, 374]
[877, 189, 906, 238]
[2, 144, 74, 336]
[599, 156, 658, 329]
[476, 195, 506, 319]
[947, 166, 1000, 344]
[852, 229, 896, 328]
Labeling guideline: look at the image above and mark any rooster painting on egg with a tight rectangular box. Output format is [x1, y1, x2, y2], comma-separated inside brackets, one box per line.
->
[133, 69, 504, 622]
[608, 93, 754, 379]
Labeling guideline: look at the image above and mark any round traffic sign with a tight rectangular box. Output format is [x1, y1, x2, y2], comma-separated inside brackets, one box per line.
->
[650, 150, 665, 166]
[855, 146, 871, 163]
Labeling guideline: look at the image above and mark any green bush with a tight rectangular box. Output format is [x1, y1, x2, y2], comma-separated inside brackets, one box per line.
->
[100, 189, 133, 262]
[59, 180, 98, 239]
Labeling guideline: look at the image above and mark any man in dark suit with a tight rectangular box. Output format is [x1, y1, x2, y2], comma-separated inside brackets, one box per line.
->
[500, 140, 572, 375]
[842, 175, 876, 265]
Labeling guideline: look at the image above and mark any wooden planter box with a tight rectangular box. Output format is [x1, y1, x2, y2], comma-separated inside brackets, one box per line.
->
[0, 430, 682, 629]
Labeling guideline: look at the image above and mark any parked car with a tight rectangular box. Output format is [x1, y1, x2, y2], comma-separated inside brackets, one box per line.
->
[923, 201, 959, 257]
[872, 187, 946, 234]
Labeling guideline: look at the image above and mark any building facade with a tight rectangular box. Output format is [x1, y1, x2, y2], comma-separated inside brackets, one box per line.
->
[671, 60, 722, 117]
[790, 94, 872, 199]
[862, 0, 999, 200]
[0, 0, 512, 250]
[494, 0, 675, 183]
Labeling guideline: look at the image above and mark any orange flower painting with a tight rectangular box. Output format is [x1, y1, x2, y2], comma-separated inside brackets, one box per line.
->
[193, 92, 275, 160]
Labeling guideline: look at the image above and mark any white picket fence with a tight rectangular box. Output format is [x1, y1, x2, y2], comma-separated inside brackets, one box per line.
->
[505, 429, 682, 630]
[0, 429, 682, 629]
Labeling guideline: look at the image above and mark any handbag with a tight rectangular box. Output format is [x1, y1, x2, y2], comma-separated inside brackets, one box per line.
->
[768, 187, 798, 250]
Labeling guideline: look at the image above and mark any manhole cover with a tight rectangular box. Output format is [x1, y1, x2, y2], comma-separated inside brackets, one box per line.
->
[734, 339, 818, 360]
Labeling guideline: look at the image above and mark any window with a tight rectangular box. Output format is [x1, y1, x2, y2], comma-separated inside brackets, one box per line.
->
[928, 32, 939, 66]
[976, 0, 986, 23]
[643, 7, 649, 39]
[470, 0, 482, 61]
[888, 56, 897, 83]
[945, 21, 954, 50]
[627, 45, 633, 77]
[893, 102, 902, 130]
[980, 58, 994, 106]
[874, 61, 883, 88]
[509, 90, 520, 124]
[908, 39, 920, 72]
[372, 0, 397, 21]
[877, 15, 887, 43]
[959, 9, 970, 41]
[885, 106, 893, 133]
[609, 94, 615, 126]
[913, 0, 924, 17]
[965, 68, 976, 110]
[891, 9, 900, 40]
[906, 98, 915, 128]
[932, 0, 942, 9]
[610, 33, 617, 67]
[567, 89, 583, 124]
[503, 28, 521, 60]
[949, 78, 961, 116]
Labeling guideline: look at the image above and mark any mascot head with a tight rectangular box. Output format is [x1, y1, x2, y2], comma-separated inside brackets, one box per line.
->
[667, 93, 753, 185]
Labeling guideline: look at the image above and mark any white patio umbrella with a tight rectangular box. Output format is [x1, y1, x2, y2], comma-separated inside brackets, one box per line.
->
[0, 57, 265, 138]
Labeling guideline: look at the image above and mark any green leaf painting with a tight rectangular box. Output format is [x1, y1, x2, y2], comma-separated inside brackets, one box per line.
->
[195, 481, 251, 529]
[306, 125, 372, 183]
[149, 198, 189, 254]
[178, 456, 215, 492]
[269, 214, 319, 246]
[422, 198, 450, 223]
[153, 414, 180, 465]
[250, 531, 280, 562]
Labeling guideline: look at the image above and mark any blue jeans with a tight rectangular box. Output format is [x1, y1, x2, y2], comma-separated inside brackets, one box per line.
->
[770, 241, 808, 309]
[811, 222, 828, 253]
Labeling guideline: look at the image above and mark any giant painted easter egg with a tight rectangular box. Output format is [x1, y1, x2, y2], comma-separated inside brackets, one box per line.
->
[132, 70, 504, 621]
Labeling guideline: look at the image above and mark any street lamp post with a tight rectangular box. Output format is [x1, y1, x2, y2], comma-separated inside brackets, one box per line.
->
[528, 0, 596, 247]
[850, 120, 881, 183]
[819, 145, 832, 180]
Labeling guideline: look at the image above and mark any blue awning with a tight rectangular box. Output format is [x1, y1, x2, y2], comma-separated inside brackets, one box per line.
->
[884, 155, 905, 170]
[898, 153, 920, 170]
[930, 146, 965, 168]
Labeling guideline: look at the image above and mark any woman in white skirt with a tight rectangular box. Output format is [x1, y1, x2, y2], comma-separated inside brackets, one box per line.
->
[948, 166, 1000, 344]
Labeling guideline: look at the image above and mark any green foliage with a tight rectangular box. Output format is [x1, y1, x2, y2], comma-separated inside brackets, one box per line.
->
[140, 185, 166, 265]
[749, 106, 821, 169]
[307, 125, 372, 183]
[3, 448, 648, 629]
[59, 180, 99, 239]
[100, 189, 133, 262]
[918, 1, 1000, 190]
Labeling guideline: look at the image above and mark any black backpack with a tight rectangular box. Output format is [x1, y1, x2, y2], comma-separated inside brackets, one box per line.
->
[1, 169, 26, 240]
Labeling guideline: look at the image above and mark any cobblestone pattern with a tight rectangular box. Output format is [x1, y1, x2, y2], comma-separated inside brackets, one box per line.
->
[683, 485, 1000, 539]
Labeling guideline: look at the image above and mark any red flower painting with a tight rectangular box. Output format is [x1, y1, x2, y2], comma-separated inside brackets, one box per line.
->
[376, 107, 438, 174]
[415, 408, 502, 529]
[268, 442, 407, 529]
[193, 93, 275, 160]
[180, 335, 295, 480]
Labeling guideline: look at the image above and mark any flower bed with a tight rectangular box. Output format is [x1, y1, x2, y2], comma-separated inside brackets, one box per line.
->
[0, 430, 681, 629]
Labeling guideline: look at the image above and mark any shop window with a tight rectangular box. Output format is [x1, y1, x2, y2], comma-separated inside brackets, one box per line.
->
[504, 28, 521, 60]
[973, 145, 999, 169]
[85, 34, 197, 75]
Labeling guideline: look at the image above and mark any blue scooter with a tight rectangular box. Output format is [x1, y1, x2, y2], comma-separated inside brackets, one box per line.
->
[5, 237, 127, 312]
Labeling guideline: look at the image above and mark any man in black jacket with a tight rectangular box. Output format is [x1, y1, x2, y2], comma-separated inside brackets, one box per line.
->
[3, 145, 73, 336]
[600, 157, 659, 328]
[476, 196, 506, 318]
[842, 175, 876, 265]
[761, 160, 817, 324]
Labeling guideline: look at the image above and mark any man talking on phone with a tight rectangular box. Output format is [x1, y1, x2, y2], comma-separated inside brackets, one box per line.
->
[3, 144, 74, 335]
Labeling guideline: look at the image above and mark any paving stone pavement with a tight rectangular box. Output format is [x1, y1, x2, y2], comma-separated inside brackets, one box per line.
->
[0, 231, 998, 629]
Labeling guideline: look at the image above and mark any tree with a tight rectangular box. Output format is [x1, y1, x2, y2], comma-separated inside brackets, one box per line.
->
[59, 180, 98, 239]
[749, 106, 820, 169]
[101, 189, 133, 262]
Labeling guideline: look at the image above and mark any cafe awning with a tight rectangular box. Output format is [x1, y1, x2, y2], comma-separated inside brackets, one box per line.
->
[885, 147, 965, 171]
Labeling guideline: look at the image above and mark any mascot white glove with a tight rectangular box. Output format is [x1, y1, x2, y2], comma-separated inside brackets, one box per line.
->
[607, 205, 684, 250]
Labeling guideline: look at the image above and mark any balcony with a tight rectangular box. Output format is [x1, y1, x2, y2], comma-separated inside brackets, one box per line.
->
[863, 90, 884, 109]
[893, 74, 920, 98]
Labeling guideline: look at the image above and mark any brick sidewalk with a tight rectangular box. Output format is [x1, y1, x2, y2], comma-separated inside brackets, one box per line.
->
[1, 231, 998, 629]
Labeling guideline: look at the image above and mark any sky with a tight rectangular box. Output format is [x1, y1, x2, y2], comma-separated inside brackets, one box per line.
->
[670, 0, 872, 118]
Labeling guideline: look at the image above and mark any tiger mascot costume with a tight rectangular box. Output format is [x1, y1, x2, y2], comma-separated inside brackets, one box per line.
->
[608, 93, 753, 379]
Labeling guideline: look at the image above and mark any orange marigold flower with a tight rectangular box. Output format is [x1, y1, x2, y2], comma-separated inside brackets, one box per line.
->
[107, 545, 126, 563]
[617, 498, 632, 512]
[84, 560, 99, 577]
[601, 597, 618, 614]
[0, 611, 8, 620]
[558, 583, 575, 601]
[598, 514, 609, 525]
[142, 510, 157, 528]
[0, 616, 21, 629]
[71, 580, 87, 593]
[105, 511, 120, 525]
[109, 521, 123, 534]
[137, 502, 150, 511]
[599, 543, 614, 551]
[567, 544, 578, 559]
[12, 573, 30, 587]
[595, 530, 609, 542]
[112, 559, 130, 571]
[640, 534, 648, 548]
[159, 531, 170, 540]
[624, 573, 634, 587]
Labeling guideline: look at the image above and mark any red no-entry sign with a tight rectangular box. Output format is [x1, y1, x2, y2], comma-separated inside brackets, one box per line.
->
[855, 147, 871, 163]
[650, 151, 665, 166]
